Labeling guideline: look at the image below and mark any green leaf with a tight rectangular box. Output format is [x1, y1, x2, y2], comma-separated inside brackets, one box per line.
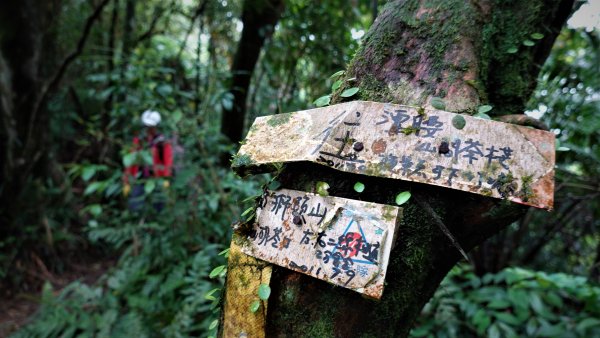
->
[84, 182, 102, 196]
[473, 309, 491, 334]
[523, 39, 535, 47]
[537, 323, 565, 337]
[526, 318, 538, 336]
[222, 92, 234, 110]
[340, 87, 359, 97]
[531, 32, 544, 40]
[314, 95, 331, 107]
[209, 265, 226, 278]
[576, 318, 600, 332]
[105, 183, 120, 197]
[353, 182, 365, 193]
[332, 79, 342, 91]
[245, 210, 256, 222]
[430, 97, 446, 110]
[249, 299, 260, 313]
[218, 248, 230, 257]
[478, 105, 493, 114]
[494, 312, 522, 325]
[258, 284, 271, 300]
[507, 289, 529, 309]
[488, 324, 501, 338]
[452, 115, 466, 129]
[241, 194, 260, 203]
[88, 204, 102, 217]
[140, 150, 154, 165]
[543, 291, 563, 308]
[81, 166, 96, 181]
[329, 70, 345, 79]
[209, 319, 219, 330]
[172, 110, 183, 123]
[241, 206, 254, 217]
[395, 191, 411, 205]
[316, 181, 330, 196]
[497, 322, 518, 338]
[268, 180, 281, 190]
[529, 293, 555, 320]
[204, 288, 220, 301]
[122, 152, 137, 167]
[488, 299, 511, 309]
[144, 180, 156, 194]
[506, 46, 518, 54]
[474, 112, 491, 120]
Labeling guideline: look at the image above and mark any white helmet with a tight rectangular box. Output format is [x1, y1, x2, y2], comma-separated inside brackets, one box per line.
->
[141, 110, 161, 127]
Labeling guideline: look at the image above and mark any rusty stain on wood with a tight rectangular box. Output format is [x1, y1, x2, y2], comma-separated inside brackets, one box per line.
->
[222, 235, 272, 338]
[234, 101, 555, 210]
[238, 188, 402, 299]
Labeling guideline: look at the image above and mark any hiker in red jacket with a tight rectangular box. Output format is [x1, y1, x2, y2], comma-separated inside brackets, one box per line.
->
[123, 110, 173, 211]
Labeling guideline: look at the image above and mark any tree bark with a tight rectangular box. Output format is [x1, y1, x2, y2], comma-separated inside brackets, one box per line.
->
[220, 0, 284, 145]
[259, 0, 575, 336]
[0, 0, 109, 283]
[0, 0, 62, 239]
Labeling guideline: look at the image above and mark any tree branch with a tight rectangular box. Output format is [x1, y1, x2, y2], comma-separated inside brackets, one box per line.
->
[24, 0, 112, 159]
[176, 0, 208, 60]
[46, 0, 112, 100]
[135, 0, 177, 44]
[520, 199, 583, 264]
[414, 193, 471, 263]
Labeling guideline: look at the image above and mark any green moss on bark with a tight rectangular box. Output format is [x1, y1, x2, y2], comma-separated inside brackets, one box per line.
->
[345, 0, 479, 111]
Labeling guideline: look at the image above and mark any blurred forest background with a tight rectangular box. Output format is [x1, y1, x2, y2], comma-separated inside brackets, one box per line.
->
[0, 0, 598, 337]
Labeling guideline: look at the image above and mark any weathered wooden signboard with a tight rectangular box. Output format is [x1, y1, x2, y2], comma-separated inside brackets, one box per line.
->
[238, 188, 402, 299]
[233, 101, 555, 209]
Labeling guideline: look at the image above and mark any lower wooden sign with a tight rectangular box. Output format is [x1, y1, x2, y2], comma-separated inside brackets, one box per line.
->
[238, 188, 402, 299]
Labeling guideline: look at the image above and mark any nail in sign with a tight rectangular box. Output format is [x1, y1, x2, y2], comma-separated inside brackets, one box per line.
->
[238, 188, 401, 299]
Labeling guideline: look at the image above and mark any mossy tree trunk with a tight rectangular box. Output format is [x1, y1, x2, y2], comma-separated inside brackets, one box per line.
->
[262, 0, 576, 336]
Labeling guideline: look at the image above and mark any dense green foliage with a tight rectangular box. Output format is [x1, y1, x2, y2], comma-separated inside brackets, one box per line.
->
[13, 131, 263, 337]
[412, 265, 600, 338]
[1, 0, 598, 337]
[2, 0, 371, 336]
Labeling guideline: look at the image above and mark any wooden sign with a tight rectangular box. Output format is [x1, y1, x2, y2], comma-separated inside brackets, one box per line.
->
[234, 101, 555, 209]
[238, 188, 402, 299]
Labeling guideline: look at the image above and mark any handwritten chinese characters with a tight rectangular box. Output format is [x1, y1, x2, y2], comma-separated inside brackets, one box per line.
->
[239, 189, 401, 299]
[234, 101, 555, 209]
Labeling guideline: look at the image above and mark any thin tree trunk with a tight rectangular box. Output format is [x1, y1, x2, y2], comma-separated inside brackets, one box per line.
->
[104, 0, 119, 119]
[260, 0, 575, 336]
[590, 241, 600, 283]
[371, 0, 378, 23]
[119, 0, 136, 88]
[195, 17, 204, 116]
[100, 0, 119, 163]
[220, 0, 284, 145]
